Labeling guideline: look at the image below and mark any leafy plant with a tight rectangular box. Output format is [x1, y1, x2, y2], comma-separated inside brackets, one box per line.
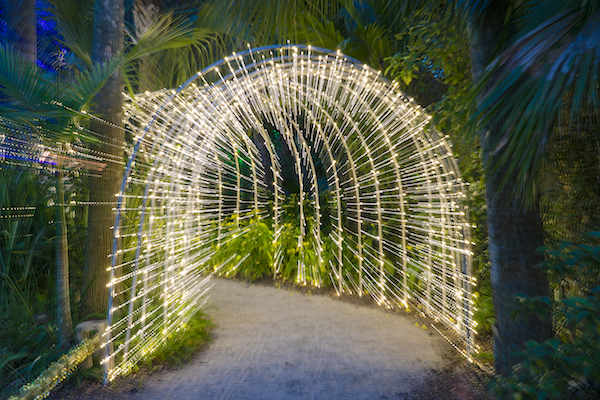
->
[210, 194, 337, 287]
[276, 219, 331, 287]
[491, 234, 600, 399]
[142, 309, 214, 368]
[211, 213, 274, 282]
[472, 282, 495, 337]
[0, 169, 57, 395]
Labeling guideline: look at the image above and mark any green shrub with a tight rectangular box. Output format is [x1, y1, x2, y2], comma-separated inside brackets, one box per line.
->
[211, 195, 335, 286]
[0, 170, 58, 395]
[473, 281, 495, 337]
[211, 213, 274, 281]
[491, 233, 600, 399]
[142, 310, 214, 368]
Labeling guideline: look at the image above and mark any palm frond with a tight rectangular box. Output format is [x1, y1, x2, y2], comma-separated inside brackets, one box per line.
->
[197, 0, 354, 46]
[0, 45, 51, 111]
[194, 2, 253, 44]
[132, 31, 232, 91]
[65, 55, 125, 111]
[0, 42, 126, 145]
[513, 0, 598, 41]
[50, 0, 95, 67]
[124, 13, 196, 64]
[121, 12, 198, 93]
[123, 9, 235, 91]
[467, 5, 600, 204]
[370, 0, 430, 33]
[295, 13, 345, 50]
[0, 44, 76, 131]
[341, 23, 394, 70]
[449, 0, 495, 20]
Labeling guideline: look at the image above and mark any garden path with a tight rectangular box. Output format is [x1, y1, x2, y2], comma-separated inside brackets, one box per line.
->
[63, 278, 487, 399]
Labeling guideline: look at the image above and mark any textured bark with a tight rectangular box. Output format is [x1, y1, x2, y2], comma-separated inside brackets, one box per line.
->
[5, 0, 37, 63]
[81, 0, 125, 318]
[56, 171, 74, 349]
[468, 0, 553, 375]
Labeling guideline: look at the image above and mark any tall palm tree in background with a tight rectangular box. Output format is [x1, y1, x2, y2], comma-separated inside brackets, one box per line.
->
[80, 0, 126, 319]
[462, 0, 600, 374]
[464, 0, 553, 374]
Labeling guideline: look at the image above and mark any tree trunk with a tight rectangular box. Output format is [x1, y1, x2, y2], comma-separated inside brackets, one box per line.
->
[468, 0, 553, 375]
[5, 0, 37, 63]
[56, 171, 73, 349]
[81, 0, 125, 318]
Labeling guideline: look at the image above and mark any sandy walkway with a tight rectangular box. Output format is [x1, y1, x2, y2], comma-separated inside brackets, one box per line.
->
[55, 278, 492, 400]
[119, 278, 448, 399]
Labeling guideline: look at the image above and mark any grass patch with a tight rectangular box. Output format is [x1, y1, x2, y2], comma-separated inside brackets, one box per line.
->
[68, 310, 215, 389]
[473, 350, 494, 364]
[142, 310, 215, 369]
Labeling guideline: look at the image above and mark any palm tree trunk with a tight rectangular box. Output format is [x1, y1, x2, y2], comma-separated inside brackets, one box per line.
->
[56, 170, 73, 349]
[5, 0, 37, 63]
[81, 0, 125, 318]
[468, 0, 553, 375]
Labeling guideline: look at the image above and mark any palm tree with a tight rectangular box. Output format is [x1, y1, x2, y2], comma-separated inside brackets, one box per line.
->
[54, 151, 74, 349]
[464, 0, 553, 374]
[48, 0, 224, 317]
[79, 0, 126, 320]
[463, 0, 600, 374]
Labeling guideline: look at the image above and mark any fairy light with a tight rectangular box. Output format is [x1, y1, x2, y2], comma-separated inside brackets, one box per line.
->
[67, 44, 478, 383]
[8, 337, 100, 400]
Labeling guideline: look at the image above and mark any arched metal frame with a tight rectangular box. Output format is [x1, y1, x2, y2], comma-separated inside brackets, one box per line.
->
[104, 45, 476, 383]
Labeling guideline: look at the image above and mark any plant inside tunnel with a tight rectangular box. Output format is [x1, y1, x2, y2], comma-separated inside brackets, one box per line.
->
[210, 212, 275, 282]
[210, 195, 337, 286]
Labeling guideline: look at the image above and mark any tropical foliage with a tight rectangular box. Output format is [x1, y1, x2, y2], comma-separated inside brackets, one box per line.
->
[1, 0, 600, 396]
[0, 0, 221, 393]
[211, 196, 334, 286]
[463, 0, 600, 204]
[492, 234, 600, 399]
[211, 213, 275, 282]
[0, 40, 112, 391]
[0, 170, 57, 393]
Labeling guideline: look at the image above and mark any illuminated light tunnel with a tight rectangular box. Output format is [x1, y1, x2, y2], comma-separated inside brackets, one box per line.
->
[105, 45, 476, 381]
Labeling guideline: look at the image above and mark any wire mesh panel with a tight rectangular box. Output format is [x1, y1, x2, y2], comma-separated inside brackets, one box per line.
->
[106, 45, 475, 382]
